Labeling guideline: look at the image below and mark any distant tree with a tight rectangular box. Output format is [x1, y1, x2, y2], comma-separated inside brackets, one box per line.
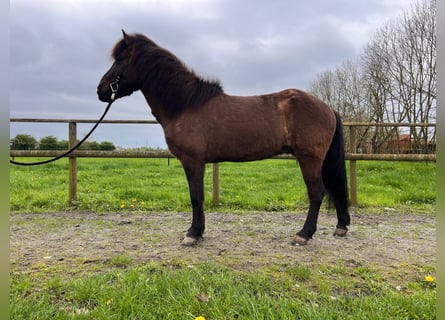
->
[10, 134, 116, 151]
[361, 0, 436, 152]
[39, 136, 59, 150]
[99, 141, 116, 151]
[58, 140, 69, 150]
[309, 0, 436, 153]
[79, 141, 100, 150]
[64, 140, 116, 150]
[309, 59, 368, 122]
[10, 134, 38, 150]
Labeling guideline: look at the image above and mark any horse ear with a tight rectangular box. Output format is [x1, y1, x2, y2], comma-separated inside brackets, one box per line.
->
[122, 29, 131, 45]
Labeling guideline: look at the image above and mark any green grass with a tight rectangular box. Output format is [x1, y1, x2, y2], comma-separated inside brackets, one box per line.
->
[10, 262, 435, 319]
[356, 161, 435, 210]
[10, 158, 435, 213]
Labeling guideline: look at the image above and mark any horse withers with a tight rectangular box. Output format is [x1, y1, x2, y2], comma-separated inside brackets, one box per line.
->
[97, 31, 350, 246]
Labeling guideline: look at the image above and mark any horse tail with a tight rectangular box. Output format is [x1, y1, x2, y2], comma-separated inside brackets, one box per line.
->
[322, 110, 350, 228]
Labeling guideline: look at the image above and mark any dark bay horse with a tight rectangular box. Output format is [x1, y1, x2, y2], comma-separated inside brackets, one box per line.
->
[97, 31, 350, 246]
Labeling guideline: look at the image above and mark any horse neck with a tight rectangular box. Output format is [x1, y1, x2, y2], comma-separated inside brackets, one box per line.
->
[137, 64, 190, 125]
[135, 53, 223, 124]
[140, 90, 174, 127]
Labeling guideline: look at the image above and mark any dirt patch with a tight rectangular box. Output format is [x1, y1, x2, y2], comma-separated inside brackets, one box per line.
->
[10, 210, 435, 279]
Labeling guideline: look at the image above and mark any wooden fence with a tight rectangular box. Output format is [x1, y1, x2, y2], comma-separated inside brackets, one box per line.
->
[10, 119, 436, 207]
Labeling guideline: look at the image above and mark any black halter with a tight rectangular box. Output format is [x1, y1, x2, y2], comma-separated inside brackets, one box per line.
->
[109, 75, 121, 101]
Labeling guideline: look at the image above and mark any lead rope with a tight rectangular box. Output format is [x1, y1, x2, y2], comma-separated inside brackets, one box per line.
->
[10, 76, 120, 166]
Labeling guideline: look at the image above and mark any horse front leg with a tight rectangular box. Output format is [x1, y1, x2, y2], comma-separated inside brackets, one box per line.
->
[293, 157, 325, 246]
[180, 159, 206, 246]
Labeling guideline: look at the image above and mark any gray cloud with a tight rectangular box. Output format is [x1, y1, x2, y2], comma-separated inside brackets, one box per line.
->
[10, 0, 408, 148]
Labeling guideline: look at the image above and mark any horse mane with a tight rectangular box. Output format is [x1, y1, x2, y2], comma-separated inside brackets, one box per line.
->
[112, 33, 223, 116]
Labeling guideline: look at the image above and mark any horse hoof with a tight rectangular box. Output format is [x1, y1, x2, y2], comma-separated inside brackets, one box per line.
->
[291, 235, 308, 246]
[181, 236, 202, 246]
[333, 228, 348, 237]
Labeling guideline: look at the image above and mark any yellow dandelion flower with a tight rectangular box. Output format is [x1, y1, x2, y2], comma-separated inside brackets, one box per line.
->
[195, 317, 205, 320]
[120, 204, 125, 208]
[425, 275, 434, 282]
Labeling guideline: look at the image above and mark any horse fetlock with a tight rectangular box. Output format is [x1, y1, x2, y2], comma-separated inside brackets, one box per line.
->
[187, 226, 204, 238]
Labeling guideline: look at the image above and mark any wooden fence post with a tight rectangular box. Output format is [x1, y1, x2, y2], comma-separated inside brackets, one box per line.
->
[68, 122, 77, 206]
[212, 163, 220, 205]
[349, 126, 358, 207]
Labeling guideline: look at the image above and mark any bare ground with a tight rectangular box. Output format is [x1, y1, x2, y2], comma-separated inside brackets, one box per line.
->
[10, 210, 435, 280]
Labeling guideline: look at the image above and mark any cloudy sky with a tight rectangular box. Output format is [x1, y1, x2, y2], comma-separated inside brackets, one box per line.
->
[10, 0, 410, 148]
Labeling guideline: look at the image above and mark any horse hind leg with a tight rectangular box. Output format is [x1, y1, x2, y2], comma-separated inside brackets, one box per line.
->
[292, 157, 325, 246]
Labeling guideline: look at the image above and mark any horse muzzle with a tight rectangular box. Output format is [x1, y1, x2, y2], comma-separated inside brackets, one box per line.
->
[97, 75, 121, 102]
[97, 86, 112, 103]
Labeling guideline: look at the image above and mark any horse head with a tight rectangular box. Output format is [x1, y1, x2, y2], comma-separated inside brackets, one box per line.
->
[97, 30, 141, 102]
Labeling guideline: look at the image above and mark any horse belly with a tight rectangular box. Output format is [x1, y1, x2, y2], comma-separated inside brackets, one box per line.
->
[205, 118, 285, 162]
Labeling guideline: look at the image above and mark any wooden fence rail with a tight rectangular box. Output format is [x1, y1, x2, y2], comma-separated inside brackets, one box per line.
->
[10, 119, 436, 207]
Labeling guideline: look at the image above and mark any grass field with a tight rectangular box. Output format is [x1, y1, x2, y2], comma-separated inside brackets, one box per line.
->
[10, 158, 436, 213]
[10, 158, 436, 319]
[10, 262, 436, 319]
